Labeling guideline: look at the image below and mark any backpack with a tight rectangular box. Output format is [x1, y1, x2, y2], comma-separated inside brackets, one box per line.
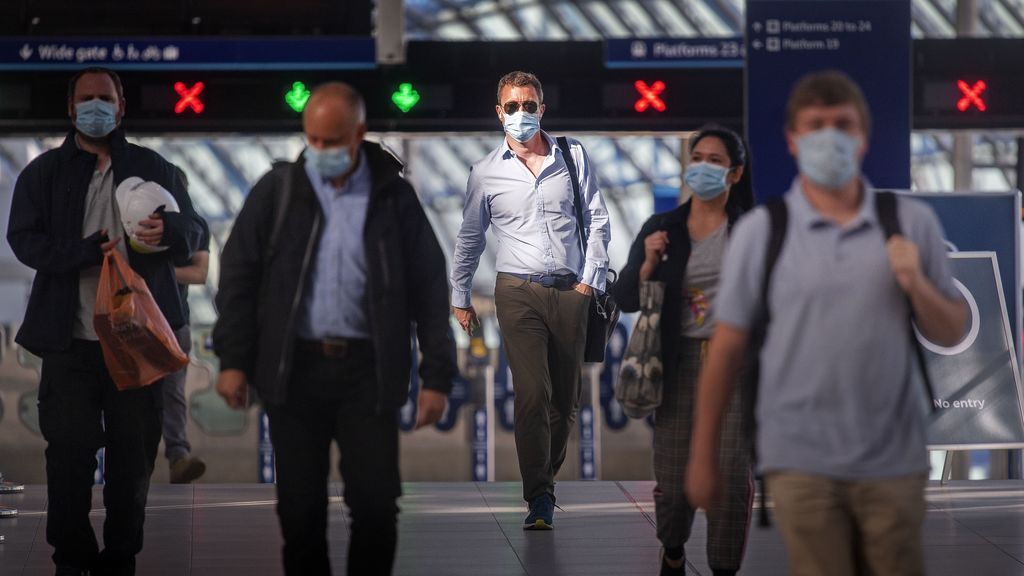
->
[744, 191, 935, 526]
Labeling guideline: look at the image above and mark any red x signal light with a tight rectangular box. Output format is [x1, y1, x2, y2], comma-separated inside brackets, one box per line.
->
[174, 82, 205, 115]
[956, 79, 987, 112]
[634, 80, 666, 113]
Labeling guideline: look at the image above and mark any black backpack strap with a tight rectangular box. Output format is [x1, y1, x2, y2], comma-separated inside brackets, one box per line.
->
[875, 191, 938, 413]
[746, 197, 788, 528]
[264, 162, 294, 264]
[558, 136, 588, 255]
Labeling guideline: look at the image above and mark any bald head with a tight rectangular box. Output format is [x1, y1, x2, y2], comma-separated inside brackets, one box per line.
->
[303, 82, 367, 162]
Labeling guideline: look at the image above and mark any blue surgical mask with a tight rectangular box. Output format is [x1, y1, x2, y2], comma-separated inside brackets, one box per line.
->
[684, 162, 731, 201]
[74, 98, 118, 138]
[503, 111, 541, 143]
[304, 146, 352, 179]
[796, 128, 861, 190]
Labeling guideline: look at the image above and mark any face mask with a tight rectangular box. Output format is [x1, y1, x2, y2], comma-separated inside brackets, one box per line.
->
[304, 146, 352, 179]
[74, 98, 118, 138]
[684, 162, 731, 201]
[796, 127, 861, 190]
[503, 111, 541, 143]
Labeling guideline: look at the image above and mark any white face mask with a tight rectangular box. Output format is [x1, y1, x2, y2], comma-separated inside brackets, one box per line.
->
[796, 128, 861, 190]
[502, 111, 541, 143]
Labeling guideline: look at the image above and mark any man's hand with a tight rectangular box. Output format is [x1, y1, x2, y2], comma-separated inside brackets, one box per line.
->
[217, 369, 248, 410]
[685, 453, 720, 510]
[453, 305, 479, 336]
[136, 212, 165, 247]
[415, 388, 448, 429]
[99, 229, 121, 252]
[887, 235, 923, 294]
[573, 283, 593, 296]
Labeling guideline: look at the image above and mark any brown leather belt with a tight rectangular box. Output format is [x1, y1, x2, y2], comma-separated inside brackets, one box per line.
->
[295, 338, 371, 359]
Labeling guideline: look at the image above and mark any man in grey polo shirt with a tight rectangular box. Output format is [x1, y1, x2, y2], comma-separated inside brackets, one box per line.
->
[686, 71, 967, 576]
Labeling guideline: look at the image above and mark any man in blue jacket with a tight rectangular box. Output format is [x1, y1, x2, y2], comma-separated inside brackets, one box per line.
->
[7, 67, 204, 576]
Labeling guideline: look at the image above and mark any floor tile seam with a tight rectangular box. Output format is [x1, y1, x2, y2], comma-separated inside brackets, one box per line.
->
[473, 482, 530, 575]
[941, 510, 1024, 566]
[20, 493, 46, 576]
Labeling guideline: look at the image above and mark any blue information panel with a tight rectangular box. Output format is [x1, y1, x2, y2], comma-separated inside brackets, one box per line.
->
[493, 348, 516, 432]
[913, 192, 1021, 364]
[746, 0, 911, 200]
[0, 37, 375, 70]
[579, 406, 597, 480]
[606, 38, 744, 69]
[471, 407, 489, 482]
[599, 323, 630, 431]
[258, 411, 275, 484]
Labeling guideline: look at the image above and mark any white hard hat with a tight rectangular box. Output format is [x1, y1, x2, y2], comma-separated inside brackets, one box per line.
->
[115, 177, 180, 254]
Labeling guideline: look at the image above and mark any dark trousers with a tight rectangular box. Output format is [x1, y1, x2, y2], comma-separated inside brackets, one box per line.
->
[493, 272, 590, 503]
[653, 338, 752, 571]
[265, 343, 401, 576]
[39, 339, 163, 575]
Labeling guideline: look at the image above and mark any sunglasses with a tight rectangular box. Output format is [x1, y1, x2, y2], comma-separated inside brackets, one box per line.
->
[502, 100, 539, 115]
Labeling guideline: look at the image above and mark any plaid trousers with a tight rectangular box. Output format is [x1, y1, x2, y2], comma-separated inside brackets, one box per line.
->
[652, 337, 753, 570]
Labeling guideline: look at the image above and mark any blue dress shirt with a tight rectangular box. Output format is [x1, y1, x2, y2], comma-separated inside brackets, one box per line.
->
[450, 132, 610, 308]
[297, 149, 372, 339]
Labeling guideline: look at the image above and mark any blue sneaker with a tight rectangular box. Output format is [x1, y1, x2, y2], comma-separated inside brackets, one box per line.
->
[524, 493, 555, 530]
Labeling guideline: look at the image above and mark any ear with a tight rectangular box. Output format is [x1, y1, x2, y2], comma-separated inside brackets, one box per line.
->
[495, 104, 504, 123]
[728, 165, 745, 185]
[67, 100, 75, 121]
[538, 103, 546, 118]
[117, 97, 127, 121]
[785, 129, 799, 158]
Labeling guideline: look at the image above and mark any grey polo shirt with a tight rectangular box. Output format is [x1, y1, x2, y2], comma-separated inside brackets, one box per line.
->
[716, 178, 959, 479]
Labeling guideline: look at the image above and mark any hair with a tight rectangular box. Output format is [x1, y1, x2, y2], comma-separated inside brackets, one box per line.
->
[67, 67, 124, 102]
[784, 70, 871, 136]
[496, 71, 544, 104]
[689, 124, 753, 213]
[306, 81, 366, 125]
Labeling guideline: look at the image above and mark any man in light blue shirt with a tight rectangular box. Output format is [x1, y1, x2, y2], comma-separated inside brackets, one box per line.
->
[687, 71, 967, 576]
[451, 71, 610, 530]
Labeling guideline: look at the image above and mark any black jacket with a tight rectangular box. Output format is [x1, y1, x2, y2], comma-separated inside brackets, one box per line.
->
[8, 129, 204, 355]
[213, 141, 457, 408]
[612, 200, 744, 387]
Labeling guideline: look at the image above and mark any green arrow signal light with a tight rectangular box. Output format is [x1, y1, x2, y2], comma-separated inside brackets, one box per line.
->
[285, 82, 311, 113]
[391, 83, 421, 113]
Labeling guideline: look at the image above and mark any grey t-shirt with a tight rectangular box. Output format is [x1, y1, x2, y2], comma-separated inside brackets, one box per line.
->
[681, 222, 727, 339]
[73, 164, 127, 340]
[716, 180, 960, 479]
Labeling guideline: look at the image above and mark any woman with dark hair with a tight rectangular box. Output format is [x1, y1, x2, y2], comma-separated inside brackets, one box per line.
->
[613, 126, 753, 576]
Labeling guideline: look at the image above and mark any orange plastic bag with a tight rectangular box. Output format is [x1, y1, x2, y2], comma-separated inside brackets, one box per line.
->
[93, 250, 188, 390]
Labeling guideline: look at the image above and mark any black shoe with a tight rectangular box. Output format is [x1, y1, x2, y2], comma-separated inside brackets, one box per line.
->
[523, 493, 555, 530]
[659, 549, 686, 575]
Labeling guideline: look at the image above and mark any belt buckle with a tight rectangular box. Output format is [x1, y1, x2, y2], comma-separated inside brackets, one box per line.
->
[539, 276, 555, 288]
[321, 338, 349, 358]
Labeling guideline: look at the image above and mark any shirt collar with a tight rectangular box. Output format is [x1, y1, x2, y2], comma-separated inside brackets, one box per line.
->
[787, 175, 877, 230]
[501, 130, 557, 160]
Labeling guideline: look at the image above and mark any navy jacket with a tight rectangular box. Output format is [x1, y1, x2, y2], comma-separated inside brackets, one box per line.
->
[8, 129, 205, 355]
[213, 141, 457, 408]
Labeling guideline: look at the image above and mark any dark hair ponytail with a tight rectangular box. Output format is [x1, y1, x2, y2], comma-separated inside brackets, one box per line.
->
[690, 125, 753, 213]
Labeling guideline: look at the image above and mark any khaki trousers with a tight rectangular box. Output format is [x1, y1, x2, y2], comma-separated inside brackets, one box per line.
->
[494, 272, 590, 503]
[767, 471, 927, 576]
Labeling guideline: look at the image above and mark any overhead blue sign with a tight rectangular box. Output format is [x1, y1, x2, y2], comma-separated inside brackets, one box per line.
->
[0, 37, 376, 70]
[745, 0, 911, 200]
[606, 38, 744, 68]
